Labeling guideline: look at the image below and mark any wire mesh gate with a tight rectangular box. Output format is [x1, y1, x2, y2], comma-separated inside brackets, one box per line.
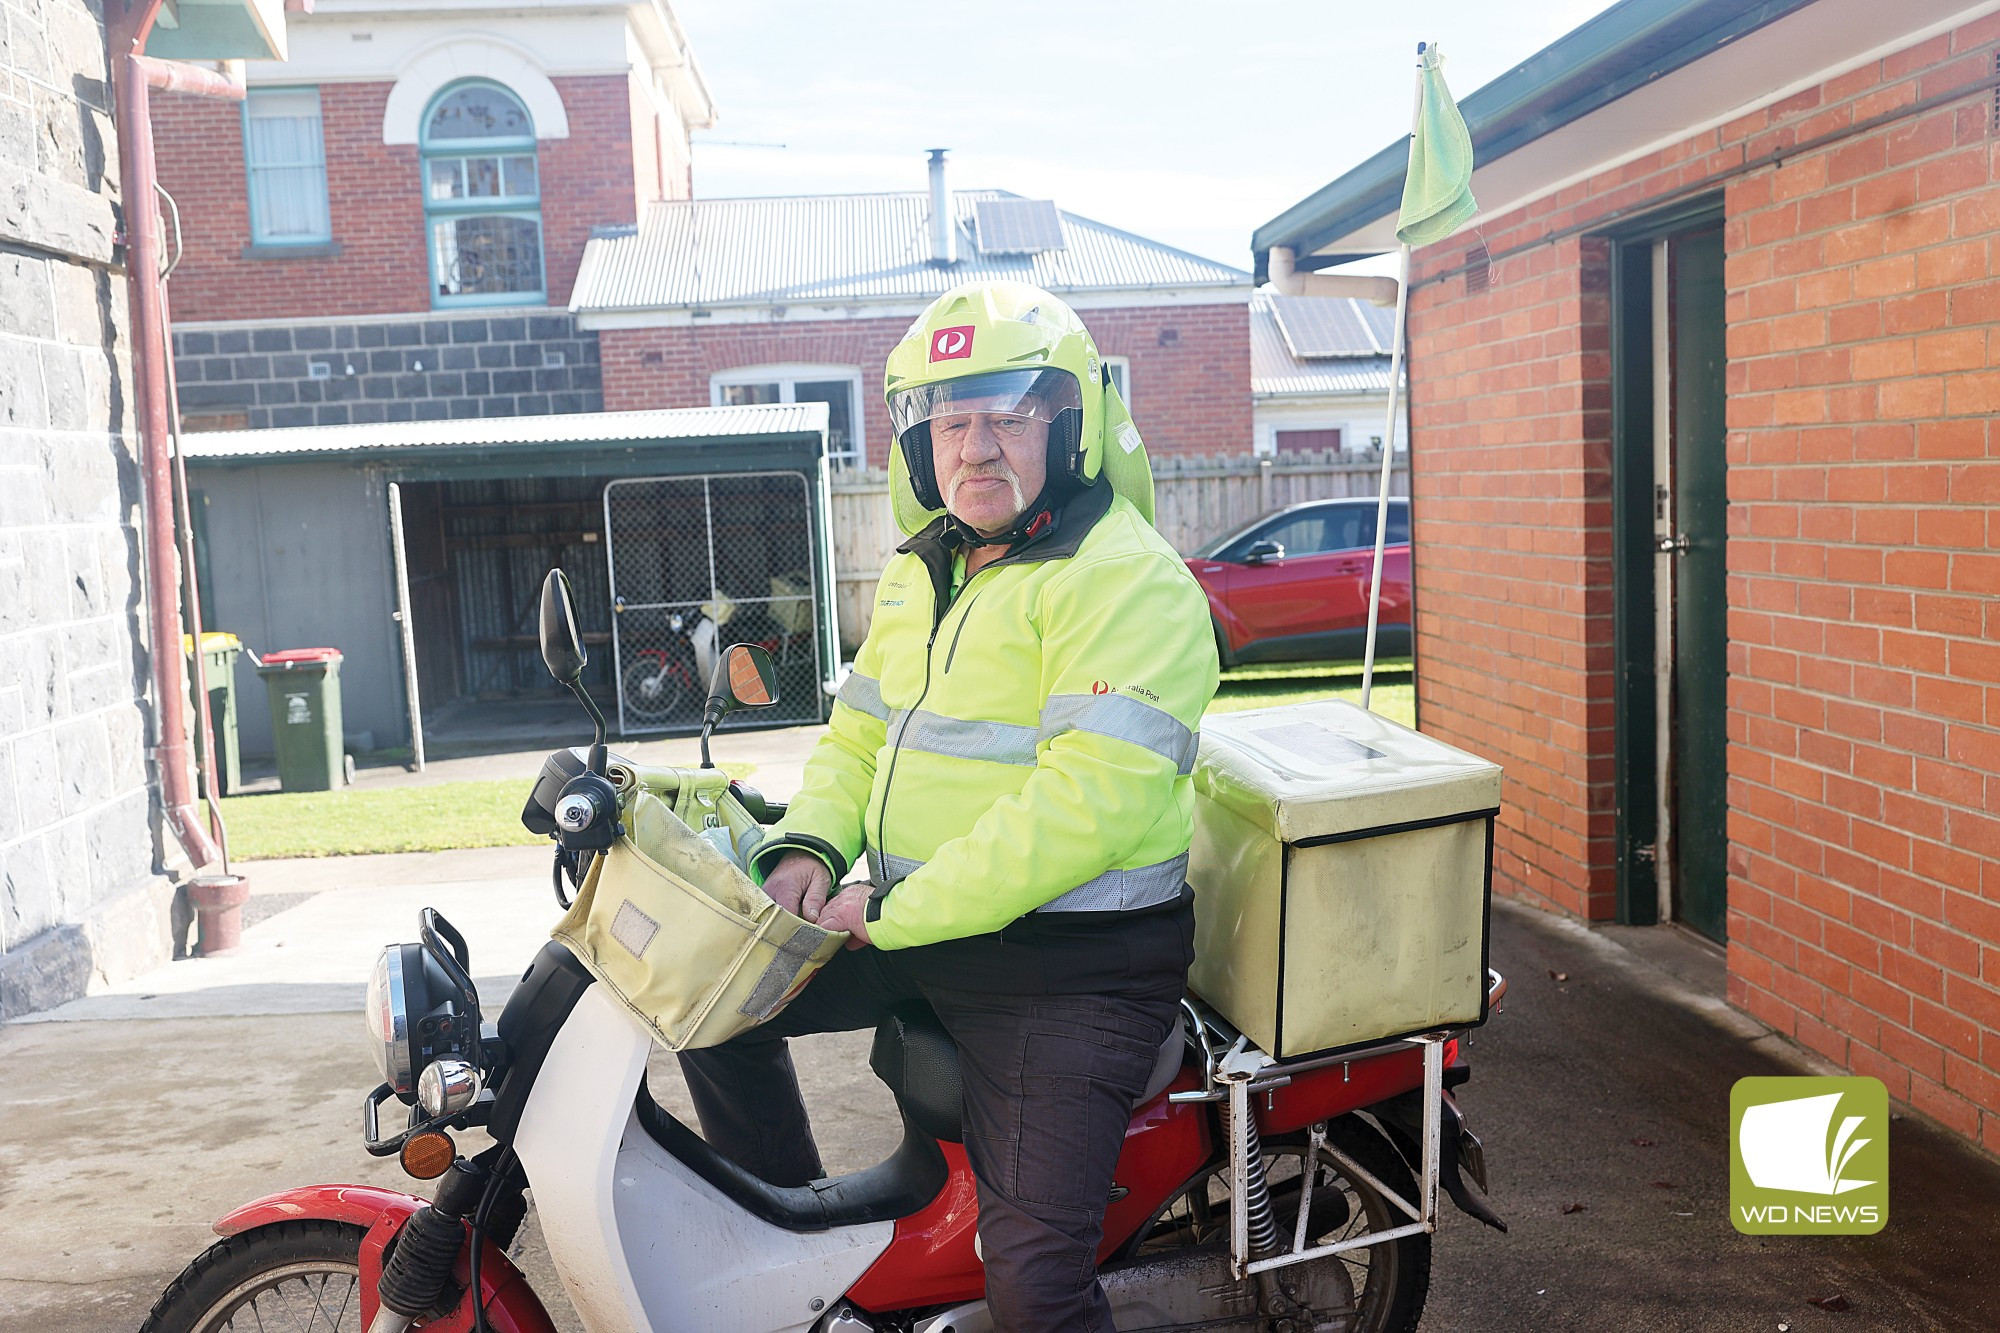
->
[603, 471, 827, 735]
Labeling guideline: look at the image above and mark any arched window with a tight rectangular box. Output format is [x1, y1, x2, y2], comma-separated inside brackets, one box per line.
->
[421, 81, 544, 305]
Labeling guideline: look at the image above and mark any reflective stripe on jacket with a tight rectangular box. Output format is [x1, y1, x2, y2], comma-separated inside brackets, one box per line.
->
[757, 481, 1219, 950]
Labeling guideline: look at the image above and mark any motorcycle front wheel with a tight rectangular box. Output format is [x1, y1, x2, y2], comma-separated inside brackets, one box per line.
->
[140, 1219, 367, 1333]
[1120, 1115, 1430, 1333]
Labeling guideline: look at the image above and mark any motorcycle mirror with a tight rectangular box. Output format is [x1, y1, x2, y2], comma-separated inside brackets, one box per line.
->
[539, 569, 588, 683]
[698, 643, 780, 769]
[540, 568, 608, 773]
[717, 643, 780, 711]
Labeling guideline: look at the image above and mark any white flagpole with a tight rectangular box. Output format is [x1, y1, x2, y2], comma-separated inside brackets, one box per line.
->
[1361, 42, 1428, 714]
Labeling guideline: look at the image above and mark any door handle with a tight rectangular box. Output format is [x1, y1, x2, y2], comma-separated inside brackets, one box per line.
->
[1655, 533, 1690, 554]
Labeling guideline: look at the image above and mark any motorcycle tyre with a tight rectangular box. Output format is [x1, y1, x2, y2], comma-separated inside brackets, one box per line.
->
[1125, 1115, 1430, 1333]
[139, 1219, 367, 1333]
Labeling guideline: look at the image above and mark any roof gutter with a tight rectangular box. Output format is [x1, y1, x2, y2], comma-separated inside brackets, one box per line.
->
[107, 0, 250, 872]
[1251, 0, 1816, 276]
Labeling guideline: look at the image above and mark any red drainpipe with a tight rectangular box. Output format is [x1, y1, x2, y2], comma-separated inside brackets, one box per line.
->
[106, 0, 246, 869]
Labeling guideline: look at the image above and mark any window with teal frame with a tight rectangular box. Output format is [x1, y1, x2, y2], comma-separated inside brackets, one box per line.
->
[244, 87, 331, 246]
[421, 81, 545, 306]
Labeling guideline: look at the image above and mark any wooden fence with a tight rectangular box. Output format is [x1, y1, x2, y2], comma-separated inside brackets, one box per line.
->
[827, 450, 1408, 650]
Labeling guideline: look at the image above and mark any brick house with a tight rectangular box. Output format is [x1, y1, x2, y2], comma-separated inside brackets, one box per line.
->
[153, 0, 716, 429]
[1256, 0, 2000, 1151]
[570, 165, 1254, 468]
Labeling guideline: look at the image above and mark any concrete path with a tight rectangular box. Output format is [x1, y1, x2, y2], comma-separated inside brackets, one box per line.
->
[4, 847, 1998, 1331]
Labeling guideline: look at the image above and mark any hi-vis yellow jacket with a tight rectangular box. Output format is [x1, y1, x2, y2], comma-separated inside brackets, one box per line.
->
[754, 480, 1219, 950]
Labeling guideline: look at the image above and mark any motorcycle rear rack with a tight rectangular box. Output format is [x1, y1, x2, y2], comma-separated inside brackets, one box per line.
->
[1175, 970, 1507, 1279]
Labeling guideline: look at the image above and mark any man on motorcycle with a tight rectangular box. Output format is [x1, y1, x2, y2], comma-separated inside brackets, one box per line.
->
[679, 280, 1218, 1332]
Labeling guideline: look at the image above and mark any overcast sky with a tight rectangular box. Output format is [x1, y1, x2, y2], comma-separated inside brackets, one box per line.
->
[670, 0, 1626, 271]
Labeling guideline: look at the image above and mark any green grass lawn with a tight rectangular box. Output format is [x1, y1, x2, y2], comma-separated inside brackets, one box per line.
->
[226, 665, 1415, 859]
[220, 779, 550, 860]
[1210, 658, 1416, 729]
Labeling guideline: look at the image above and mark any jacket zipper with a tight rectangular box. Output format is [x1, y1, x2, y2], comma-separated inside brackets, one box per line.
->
[873, 564, 994, 888]
[941, 583, 990, 674]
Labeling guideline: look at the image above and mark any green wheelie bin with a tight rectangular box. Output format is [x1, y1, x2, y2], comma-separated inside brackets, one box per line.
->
[184, 631, 244, 796]
[256, 647, 346, 792]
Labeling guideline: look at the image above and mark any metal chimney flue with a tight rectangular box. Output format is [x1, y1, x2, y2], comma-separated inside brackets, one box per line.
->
[927, 148, 955, 267]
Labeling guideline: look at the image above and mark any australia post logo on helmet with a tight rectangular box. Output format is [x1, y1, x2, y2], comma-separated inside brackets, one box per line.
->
[929, 325, 975, 362]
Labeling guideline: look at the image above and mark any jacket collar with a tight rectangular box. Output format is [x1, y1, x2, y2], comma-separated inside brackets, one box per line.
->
[898, 480, 1115, 621]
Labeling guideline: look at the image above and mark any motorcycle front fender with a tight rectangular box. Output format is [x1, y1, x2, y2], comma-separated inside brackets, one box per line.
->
[214, 1184, 558, 1333]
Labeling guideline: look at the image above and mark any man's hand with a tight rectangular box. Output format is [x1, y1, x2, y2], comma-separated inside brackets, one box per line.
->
[762, 851, 833, 922]
[815, 883, 875, 950]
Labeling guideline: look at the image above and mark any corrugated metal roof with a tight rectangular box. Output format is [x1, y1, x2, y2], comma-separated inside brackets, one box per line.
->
[571, 190, 1250, 312]
[1250, 293, 1395, 398]
[183, 402, 828, 461]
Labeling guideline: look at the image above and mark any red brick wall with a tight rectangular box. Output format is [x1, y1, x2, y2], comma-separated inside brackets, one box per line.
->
[1404, 235, 1616, 922]
[156, 75, 639, 321]
[1405, 12, 2000, 1150]
[601, 301, 1252, 465]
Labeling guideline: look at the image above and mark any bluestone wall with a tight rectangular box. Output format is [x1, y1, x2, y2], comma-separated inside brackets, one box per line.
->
[1, 0, 177, 1016]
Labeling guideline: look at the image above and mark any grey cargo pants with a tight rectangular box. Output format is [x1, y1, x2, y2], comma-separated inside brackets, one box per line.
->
[677, 900, 1194, 1333]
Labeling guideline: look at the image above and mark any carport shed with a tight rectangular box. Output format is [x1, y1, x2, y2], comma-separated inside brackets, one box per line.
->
[183, 403, 837, 760]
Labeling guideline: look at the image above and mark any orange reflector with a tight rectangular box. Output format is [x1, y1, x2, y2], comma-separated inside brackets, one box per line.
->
[401, 1130, 456, 1179]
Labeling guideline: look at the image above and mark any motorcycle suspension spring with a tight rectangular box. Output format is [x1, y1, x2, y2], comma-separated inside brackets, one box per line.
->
[1223, 1099, 1283, 1257]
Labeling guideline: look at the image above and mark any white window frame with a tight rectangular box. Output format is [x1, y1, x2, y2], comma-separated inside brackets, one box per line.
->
[710, 364, 865, 468]
[1103, 356, 1131, 406]
[243, 86, 331, 247]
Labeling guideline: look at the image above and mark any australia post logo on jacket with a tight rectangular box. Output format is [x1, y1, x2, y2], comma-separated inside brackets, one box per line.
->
[930, 326, 975, 361]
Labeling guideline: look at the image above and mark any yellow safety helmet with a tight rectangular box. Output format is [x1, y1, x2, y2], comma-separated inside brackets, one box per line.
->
[883, 280, 1154, 537]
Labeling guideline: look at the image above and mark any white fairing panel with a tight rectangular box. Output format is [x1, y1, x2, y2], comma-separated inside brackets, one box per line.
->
[613, 1101, 893, 1331]
[513, 985, 653, 1331]
[513, 984, 893, 1333]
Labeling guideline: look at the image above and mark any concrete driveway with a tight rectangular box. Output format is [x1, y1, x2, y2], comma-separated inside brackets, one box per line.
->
[3, 846, 1997, 1332]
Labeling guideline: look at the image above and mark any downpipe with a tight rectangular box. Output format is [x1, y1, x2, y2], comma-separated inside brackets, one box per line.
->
[106, 1, 245, 870]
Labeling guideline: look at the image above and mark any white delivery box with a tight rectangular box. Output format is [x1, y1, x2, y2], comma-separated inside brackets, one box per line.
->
[1187, 699, 1503, 1058]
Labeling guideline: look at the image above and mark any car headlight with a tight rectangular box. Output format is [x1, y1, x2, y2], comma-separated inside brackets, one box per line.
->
[365, 942, 475, 1102]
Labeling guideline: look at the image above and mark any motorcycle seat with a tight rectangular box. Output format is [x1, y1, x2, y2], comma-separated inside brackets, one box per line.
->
[869, 1002, 1189, 1146]
[631, 1004, 1188, 1234]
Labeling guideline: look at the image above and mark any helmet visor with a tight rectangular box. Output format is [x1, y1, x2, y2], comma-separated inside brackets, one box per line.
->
[888, 367, 1082, 439]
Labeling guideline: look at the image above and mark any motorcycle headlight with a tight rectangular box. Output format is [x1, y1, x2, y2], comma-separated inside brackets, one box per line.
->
[365, 942, 472, 1101]
[366, 946, 412, 1094]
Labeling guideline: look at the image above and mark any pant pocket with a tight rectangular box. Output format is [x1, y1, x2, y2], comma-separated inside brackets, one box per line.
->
[1011, 1050, 1154, 1210]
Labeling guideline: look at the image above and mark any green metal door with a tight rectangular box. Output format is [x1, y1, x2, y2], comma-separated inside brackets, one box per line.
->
[1671, 225, 1728, 942]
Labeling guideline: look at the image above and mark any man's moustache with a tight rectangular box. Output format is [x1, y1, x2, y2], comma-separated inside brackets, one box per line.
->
[946, 466, 1026, 512]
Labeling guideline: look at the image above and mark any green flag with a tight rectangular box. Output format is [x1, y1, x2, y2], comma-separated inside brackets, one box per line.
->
[1396, 46, 1477, 247]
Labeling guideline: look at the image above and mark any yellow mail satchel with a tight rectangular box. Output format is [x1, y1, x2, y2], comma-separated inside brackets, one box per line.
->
[550, 763, 843, 1050]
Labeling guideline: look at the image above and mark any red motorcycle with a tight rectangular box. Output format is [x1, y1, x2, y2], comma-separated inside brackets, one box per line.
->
[142, 571, 1505, 1333]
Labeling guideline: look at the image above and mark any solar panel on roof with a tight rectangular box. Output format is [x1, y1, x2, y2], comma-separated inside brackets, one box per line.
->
[974, 198, 1065, 255]
[1269, 295, 1395, 359]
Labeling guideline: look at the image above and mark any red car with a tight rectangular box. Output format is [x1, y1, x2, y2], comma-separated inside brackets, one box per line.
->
[1186, 497, 1411, 668]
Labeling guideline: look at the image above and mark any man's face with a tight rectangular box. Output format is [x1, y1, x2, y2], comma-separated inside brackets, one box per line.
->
[930, 410, 1049, 535]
